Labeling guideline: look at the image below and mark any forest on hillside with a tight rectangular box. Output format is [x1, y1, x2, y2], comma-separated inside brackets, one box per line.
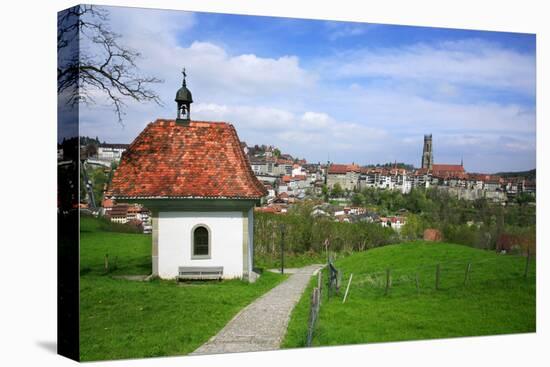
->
[254, 187, 535, 258]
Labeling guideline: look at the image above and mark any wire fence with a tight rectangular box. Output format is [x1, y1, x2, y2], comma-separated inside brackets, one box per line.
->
[342, 252, 535, 298]
[306, 271, 323, 347]
[306, 259, 344, 346]
[304, 251, 534, 346]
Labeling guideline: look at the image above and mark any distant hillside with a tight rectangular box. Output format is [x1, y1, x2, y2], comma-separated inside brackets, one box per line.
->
[495, 169, 536, 180]
[80, 136, 103, 146]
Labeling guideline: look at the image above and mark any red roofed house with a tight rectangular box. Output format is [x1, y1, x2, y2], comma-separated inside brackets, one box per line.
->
[107, 72, 266, 280]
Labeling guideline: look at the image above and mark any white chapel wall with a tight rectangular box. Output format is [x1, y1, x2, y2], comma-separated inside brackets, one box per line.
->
[157, 211, 244, 279]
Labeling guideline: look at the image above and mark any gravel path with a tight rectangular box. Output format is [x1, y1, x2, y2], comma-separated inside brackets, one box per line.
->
[191, 264, 324, 355]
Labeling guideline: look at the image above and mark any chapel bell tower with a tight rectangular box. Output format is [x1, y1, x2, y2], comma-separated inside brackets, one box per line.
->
[175, 68, 193, 124]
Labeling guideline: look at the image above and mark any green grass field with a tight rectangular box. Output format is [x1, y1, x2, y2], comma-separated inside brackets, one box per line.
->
[283, 241, 536, 348]
[79, 216, 286, 361]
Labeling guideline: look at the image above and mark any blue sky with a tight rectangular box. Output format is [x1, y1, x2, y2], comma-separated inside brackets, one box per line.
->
[79, 6, 536, 173]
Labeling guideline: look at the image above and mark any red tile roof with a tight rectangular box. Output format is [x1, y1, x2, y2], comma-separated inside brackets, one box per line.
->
[431, 164, 466, 179]
[108, 119, 267, 199]
[278, 192, 289, 199]
[277, 158, 293, 165]
[328, 163, 360, 174]
[282, 174, 306, 183]
[328, 164, 347, 174]
[109, 204, 129, 217]
[432, 164, 465, 173]
[101, 197, 114, 208]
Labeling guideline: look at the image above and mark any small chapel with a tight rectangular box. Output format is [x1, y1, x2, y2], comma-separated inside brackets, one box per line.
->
[107, 70, 267, 281]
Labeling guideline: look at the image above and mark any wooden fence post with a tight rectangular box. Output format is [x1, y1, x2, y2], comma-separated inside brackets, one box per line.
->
[316, 288, 321, 312]
[337, 271, 342, 295]
[327, 265, 331, 300]
[524, 246, 531, 278]
[280, 225, 285, 274]
[435, 264, 441, 290]
[384, 269, 391, 296]
[464, 263, 471, 286]
[307, 287, 320, 347]
[317, 271, 322, 305]
[342, 273, 353, 303]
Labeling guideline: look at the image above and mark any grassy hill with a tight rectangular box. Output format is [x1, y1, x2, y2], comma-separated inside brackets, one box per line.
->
[79, 216, 286, 361]
[283, 242, 535, 348]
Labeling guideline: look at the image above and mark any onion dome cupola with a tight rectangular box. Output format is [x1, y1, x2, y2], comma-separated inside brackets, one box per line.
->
[175, 68, 193, 124]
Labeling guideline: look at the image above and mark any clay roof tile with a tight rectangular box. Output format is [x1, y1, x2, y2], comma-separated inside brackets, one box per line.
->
[108, 119, 267, 199]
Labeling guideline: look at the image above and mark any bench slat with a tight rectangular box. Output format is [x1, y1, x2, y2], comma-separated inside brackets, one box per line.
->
[177, 266, 223, 281]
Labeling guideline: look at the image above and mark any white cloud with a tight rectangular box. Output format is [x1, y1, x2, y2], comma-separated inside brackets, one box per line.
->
[103, 6, 317, 105]
[322, 39, 535, 96]
[300, 112, 331, 129]
[81, 6, 316, 112]
[192, 103, 389, 161]
[324, 21, 377, 40]
[175, 42, 316, 97]
[329, 85, 535, 135]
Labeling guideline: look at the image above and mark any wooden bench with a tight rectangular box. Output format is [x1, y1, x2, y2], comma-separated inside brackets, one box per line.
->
[177, 266, 224, 281]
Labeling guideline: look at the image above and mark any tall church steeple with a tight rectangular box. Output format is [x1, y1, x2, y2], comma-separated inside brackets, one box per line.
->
[421, 134, 433, 170]
[175, 68, 193, 124]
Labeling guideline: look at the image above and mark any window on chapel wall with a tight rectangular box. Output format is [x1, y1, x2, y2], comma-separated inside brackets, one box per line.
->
[192, 225, 210, 258]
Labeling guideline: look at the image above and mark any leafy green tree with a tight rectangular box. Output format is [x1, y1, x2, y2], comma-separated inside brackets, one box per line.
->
[321, 185, 329, 202]
[401, 214, 424, 240]
[351, 193, 365, 207]
[331, 183, 343, 198]
[516, 192, 535, 206]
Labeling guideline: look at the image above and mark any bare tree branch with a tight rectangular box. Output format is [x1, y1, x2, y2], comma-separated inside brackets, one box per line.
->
[58, 5, 163, 124]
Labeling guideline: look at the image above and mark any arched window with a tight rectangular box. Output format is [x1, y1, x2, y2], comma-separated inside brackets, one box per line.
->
[192, 225, 210, 259]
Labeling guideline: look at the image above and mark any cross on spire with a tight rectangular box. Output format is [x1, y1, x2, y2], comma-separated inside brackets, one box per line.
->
[181, 68, 187, 86]
[175, 69, 193, 124]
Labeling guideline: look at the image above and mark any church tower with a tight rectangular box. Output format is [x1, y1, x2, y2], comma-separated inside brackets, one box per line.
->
[421, 134, 433, 170]
[175, 68, 193, 125]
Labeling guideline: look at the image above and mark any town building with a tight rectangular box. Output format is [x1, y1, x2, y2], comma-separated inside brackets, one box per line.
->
[379, 216, 407, 231]
[97, 143, 129, 162]
[327, 163, 361, 191]
[108, 203, 130, 224]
